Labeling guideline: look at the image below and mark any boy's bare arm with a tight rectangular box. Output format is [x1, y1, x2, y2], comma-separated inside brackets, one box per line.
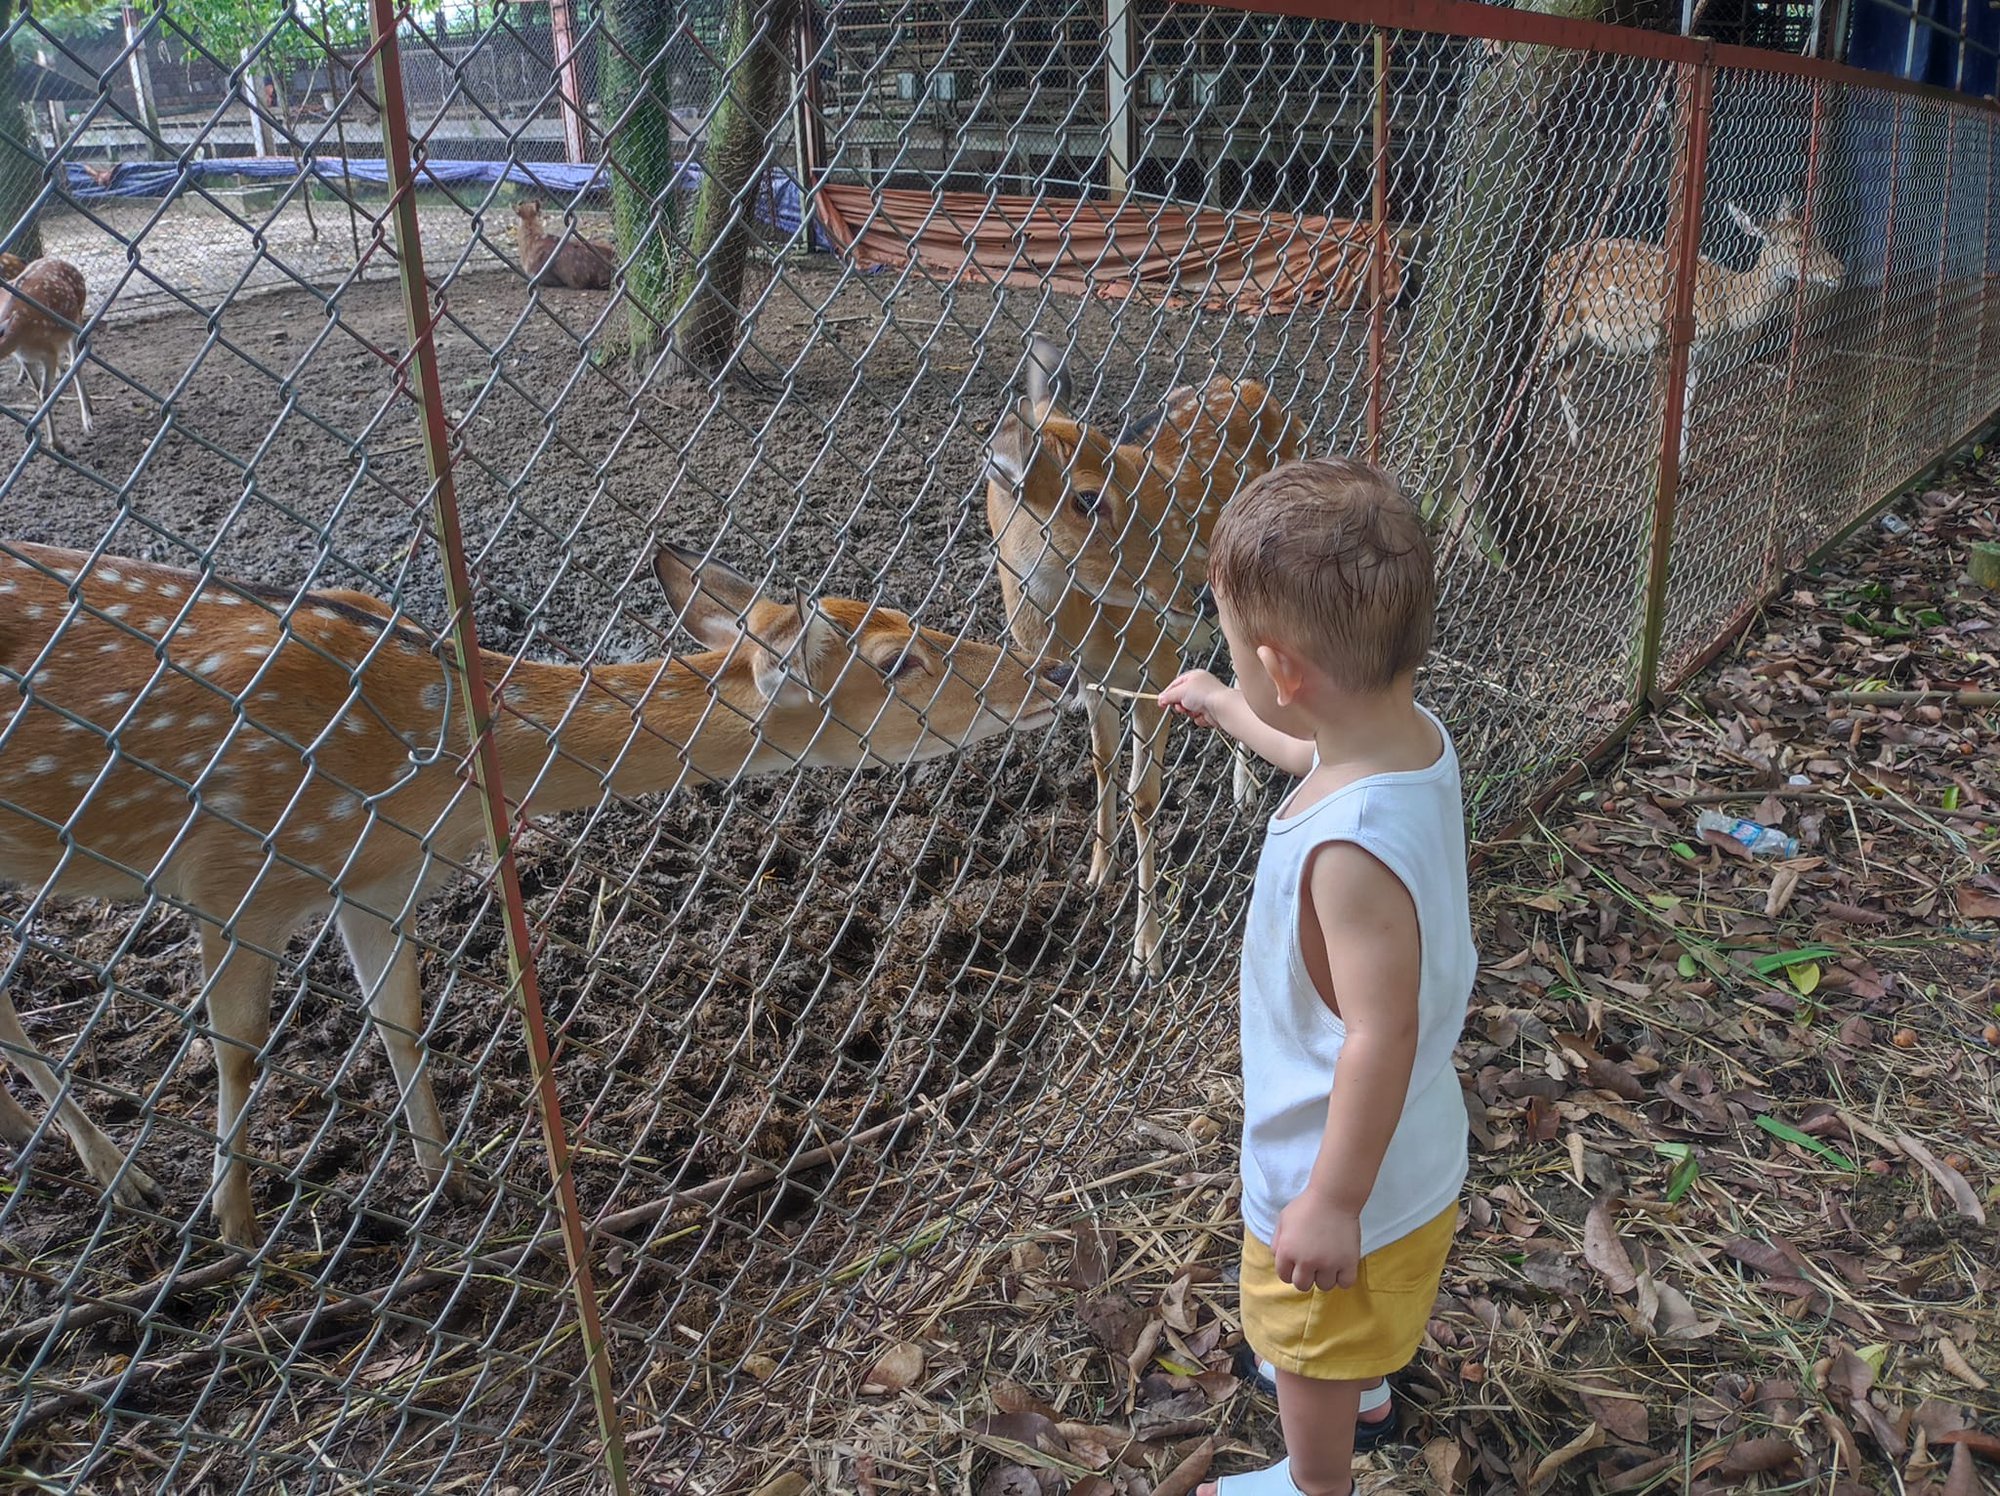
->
[1158, 670, 1316, 777]
[1270, 843, 1422, 1293]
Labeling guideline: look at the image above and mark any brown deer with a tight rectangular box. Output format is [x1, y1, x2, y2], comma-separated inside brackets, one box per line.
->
[0, 541, 1070, 1246]
[512, 201, 617, 290]
[0, 256, 93, 453]
[986, 338, 1305, 977]
[1543, 197, 1844, 458]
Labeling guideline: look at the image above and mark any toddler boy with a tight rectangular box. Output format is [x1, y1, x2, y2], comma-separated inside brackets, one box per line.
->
[1158, 457, 1474, 1496]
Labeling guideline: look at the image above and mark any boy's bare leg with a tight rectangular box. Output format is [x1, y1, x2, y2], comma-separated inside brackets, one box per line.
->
[1196, 1369, 1361, 1496]
[1278, 1370, 1362, 1496]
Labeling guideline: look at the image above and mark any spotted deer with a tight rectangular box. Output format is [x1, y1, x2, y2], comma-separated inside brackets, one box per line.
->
[0, 256, 93, 452]
[512, 201, 617, 290]
[1543, 197, 1844, 459]
[0, 541, 1070, 1246]
[986, 338, 1305, 977]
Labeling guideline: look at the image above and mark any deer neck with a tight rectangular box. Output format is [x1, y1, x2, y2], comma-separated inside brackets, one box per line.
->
[483, 650, 766, 815]
[1719, 250, 1793, 337]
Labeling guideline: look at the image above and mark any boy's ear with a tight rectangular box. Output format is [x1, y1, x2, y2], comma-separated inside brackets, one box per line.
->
[1256, 641, 1307, 707]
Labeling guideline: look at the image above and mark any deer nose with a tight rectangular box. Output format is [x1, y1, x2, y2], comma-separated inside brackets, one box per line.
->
[1042, 660, 1075, 689]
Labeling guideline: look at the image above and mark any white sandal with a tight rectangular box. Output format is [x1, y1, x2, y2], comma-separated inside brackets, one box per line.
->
[1213, 1456, 1304, 1495]
[1254, 1360, 1392, 1416]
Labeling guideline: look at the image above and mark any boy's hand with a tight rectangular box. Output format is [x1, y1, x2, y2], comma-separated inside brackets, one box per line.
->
[1159, 669, 1234, 729]
[1273, 1189, 1362, 1292]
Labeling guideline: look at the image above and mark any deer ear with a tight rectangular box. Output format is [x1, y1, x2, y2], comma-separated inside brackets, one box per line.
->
[1726, 201, 1763, 240]
[989, 406, 1035, 488]
[748, 594, 833, 708]
[1023, 334, 1071, 412]
[653, 542, 761, 650]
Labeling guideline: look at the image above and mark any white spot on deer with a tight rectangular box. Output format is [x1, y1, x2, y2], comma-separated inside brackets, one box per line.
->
[101, 690, 131, 707]
[97, 640, 123, 655]
[208, 792, 246, 817]
[312, 607, 342, 624]
[421, 681, 445, 712]
[124, 578, 147, 594]
[147, 713, 177, 732]
[342, 716, 368, 736]
[24, 604, 44, 620]
[105, 604, 130, 619]
[242, 619, 270, 637]
[27, 755, 58, 774]
[215, 594, 243, 607]
[196, 653, 228, 675]
[146, 616, 168, 632]
[243, 646, 271, 662]
[188, 713, 216, 730]
[0, 580, 15, 594]
[328, 795, 358, 821]
[179, 752, 205, 769]
[68, 771, 94, 788]
[98, 567, 123, 583]
[160, 584, 183, 599]
[295, 824, 324, 844]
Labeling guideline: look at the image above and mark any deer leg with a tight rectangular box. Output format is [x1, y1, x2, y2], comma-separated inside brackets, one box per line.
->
[1231, 745, 1259, 808]
[69, 351, 92, 436]
[1553, 356, 1584, 449]
[198, 922, 277, 1248]
[0, 984, 162, 1209]
[1678, 357, 1699, 469]
[1127, 695, 1169, 980]
[335, 900, 465, 1201]
[1085, 686, 1120, 891]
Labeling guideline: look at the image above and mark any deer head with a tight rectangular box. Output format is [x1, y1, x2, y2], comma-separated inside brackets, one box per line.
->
[1729, 196, 1844, 291]
[985, 337, 1203, 631]
[652, 544, 1071, 769]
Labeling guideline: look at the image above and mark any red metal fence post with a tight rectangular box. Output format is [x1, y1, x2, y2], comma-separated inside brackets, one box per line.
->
[362, 2, 630, 1490]
[1634, 52, 1715, 705]
[1367, 25, 1390, 463]
[1929, 105, 1958, 437]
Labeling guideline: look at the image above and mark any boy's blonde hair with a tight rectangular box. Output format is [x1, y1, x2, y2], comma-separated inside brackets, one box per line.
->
[1208, 456, 1434, 692]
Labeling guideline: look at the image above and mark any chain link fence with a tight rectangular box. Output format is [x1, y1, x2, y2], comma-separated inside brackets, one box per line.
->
[3, 0, 1996, 1489]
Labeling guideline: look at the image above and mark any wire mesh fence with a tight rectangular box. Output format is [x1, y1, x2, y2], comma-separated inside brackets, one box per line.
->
[3, 0, 1997, 1489]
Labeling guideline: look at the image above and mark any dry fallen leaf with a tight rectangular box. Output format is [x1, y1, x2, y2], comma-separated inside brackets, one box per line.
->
[1528, 1421, 1605, 1490]
[1577, 1385, 1649, 1446]
[860, 1342, 926, 1395]
[1071, 1224, 1118, 1288]
[1946, 1441, 1979, 1496]
[1422, 1436, 1469, 1491]
[1934, 1335, 1990, 1391]
[748, 1475, 808, 1496]
[1896, 1133, 1987, 1223]
[1583, 1199, 1638, 1295]
[1716, 1435, 1799, 1477]
[1149, 1437, 1214, 1496]
[978, 1465, 1043, 1496]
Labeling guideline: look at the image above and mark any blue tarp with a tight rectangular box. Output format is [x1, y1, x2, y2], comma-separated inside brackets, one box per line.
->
[59, 155, 822, 245]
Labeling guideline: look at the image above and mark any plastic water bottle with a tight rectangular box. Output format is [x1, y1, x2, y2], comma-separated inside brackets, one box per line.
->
[1695, 810, 1799, 859]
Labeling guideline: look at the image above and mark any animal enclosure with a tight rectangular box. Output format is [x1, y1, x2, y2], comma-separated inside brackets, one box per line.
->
[3, 0, 1998, 1490]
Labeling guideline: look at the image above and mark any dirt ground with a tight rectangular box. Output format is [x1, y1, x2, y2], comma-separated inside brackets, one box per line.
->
[0, 243, 1945, 1492]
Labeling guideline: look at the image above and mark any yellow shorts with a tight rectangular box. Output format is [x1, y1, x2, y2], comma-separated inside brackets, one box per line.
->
[1240, 1205, 1456, 1381]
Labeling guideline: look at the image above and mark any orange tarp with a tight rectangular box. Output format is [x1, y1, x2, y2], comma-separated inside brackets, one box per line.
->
[813, 183, 1396, 316]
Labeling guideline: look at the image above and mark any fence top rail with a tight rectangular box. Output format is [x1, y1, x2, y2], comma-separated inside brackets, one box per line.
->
[1181, 0, 2000, 110]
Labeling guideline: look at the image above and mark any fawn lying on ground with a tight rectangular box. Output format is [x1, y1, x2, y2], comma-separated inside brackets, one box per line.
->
[1543, 197, 1843, 458]
[985, 337, 1304, 976]
[513, 201, 617, 290]
[0, 541, 1069, 1246]
[0, 255, 93, 452]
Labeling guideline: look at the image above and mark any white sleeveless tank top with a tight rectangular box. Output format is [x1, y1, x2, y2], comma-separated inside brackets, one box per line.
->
[1238, 705, 1476, 1255]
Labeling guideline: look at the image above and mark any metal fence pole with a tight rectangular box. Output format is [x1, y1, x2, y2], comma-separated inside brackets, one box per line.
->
[1634, 52, 1715, 705]
[1367, 24, 1390, 464]
[361, 2, 631, 1490]
[1861, 93, 1905, 490]
[1760, 75, 1828, 574]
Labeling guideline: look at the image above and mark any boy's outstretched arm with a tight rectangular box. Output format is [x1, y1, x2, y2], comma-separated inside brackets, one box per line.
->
[1158, 669, 1316, 778]
[1271, 842, 1422, 1293]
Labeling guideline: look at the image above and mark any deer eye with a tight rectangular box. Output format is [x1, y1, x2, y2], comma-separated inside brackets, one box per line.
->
[882, 648, 927, 681]
[1071, 489, 1101, 518]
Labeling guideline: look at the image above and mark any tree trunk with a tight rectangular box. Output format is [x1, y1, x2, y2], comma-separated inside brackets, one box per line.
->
[0, 0, 47, 261]
[1390, 0, 1658, 561]
[601, 0, 679, 362]
[665, 0, 800, 377]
